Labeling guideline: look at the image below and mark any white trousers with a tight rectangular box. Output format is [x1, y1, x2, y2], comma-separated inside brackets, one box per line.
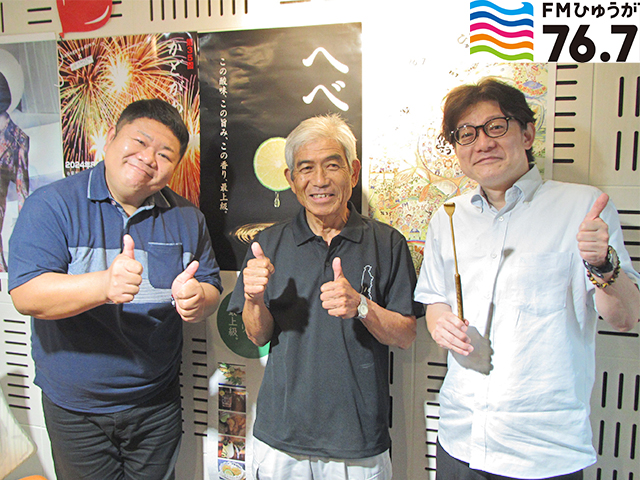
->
[251, 437, 393, 480]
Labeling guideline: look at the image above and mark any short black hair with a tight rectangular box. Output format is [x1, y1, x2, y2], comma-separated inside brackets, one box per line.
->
[442, 78, 537, 165]
[115, 99, 189, 159]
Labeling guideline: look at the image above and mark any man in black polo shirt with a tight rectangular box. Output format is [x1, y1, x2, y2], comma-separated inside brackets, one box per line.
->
[228, 114, 422, 480]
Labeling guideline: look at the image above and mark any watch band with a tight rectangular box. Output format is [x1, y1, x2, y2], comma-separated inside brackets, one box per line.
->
[355, 294, 369, 320]
[583, 246, 618, 279]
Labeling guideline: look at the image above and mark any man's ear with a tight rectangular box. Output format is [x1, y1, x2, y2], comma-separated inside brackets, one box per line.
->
[523, 122, 535, 149]
[104, 126, 117, 153]
[350, 159, 361, 187]
[285, 168, 294, 190]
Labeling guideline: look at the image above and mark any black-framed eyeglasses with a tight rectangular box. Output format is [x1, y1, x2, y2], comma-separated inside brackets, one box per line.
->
[451, 116, 515, 146]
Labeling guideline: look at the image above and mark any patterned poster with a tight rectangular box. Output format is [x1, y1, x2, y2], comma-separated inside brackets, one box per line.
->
[366, 62, 550, 272]
[199, 23, 363, 271]
[57, 33, 201, 205]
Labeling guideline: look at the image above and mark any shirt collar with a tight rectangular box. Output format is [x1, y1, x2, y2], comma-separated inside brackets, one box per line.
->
[292, 201, 364, 246]
[470, 166, 543, 212]
[87, 161, 171, 210]
[514, 165, 543, 202]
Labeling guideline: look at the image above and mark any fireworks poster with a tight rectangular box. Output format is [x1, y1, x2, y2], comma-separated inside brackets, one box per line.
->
[199, 23, 362, 271]
[57, 32, 201, 205]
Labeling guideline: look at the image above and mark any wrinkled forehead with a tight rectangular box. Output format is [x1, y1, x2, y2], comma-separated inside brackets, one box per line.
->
[293, 137, 348, 163]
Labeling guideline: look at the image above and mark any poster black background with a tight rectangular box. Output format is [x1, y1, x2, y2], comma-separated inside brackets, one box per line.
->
[199, 23, 362, 271]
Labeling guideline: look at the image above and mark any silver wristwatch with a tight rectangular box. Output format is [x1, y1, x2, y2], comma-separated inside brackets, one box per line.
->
[355, 294, 369, 320]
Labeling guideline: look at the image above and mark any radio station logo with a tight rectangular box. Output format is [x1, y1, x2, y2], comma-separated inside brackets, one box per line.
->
[470, 1, 534, 61]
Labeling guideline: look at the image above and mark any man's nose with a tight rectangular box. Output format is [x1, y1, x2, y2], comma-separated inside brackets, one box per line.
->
[474, 128, 496, 149]
[137, 145, 155, 164]
[312, 167, 329, 185]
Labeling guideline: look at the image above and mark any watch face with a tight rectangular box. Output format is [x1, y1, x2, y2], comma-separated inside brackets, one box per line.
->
[357, 295, 368, 318]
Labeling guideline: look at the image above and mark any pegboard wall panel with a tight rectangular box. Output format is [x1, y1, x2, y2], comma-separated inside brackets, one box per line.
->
[552, 63, 640, 274]
[588, 325, 640, 480]
[0, 287, 40, 428]
[590, 64, 640, 188]
[0, 0, 362, 38]
[414, 325, 447, 480]
[1, 0, 252, 36]
[176, 320, 209, 479]
[0, 276, 54, 480]
[552, 63, 640, 191]
[552, 63, 595, 185]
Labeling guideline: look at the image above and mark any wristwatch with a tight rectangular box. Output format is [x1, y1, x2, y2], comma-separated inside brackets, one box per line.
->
[355, 294, 369, 320]
[583, 246, 619, 279]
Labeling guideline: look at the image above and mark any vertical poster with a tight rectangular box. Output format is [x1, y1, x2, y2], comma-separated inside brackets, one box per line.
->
[215, 362, 247, 479]
[0, 34, 62, 276]
[57, 33, 201, 205]
[199, 23, 363, 271]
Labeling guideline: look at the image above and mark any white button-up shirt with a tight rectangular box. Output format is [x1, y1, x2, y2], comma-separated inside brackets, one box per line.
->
[415, 167, 640, 478]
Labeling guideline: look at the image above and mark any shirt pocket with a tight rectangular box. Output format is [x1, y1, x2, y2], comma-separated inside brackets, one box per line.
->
[147, 242, 184, 289]
[504, 252, 572, 316]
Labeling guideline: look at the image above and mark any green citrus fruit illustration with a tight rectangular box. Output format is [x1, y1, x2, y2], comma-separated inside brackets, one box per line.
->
[253, 137, 289, 192]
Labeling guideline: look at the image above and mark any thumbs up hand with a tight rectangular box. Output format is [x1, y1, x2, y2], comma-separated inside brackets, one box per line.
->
[172, 260, 206, 322]
[320, 257, 360, 319]
[243, 242, 274, 301]
[577, 193, 610, 267]
[122, 234, 136, 259]
[332, 257, 345, 282]
[105, 234, 143, 304]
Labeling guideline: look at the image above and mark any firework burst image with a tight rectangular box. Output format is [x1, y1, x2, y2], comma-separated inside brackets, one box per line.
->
[58, 32, 201, 205]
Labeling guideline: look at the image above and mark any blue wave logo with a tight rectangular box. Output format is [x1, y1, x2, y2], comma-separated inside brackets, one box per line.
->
[470, 1, 534, 61]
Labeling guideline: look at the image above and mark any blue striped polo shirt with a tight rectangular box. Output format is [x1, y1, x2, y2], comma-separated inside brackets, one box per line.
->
[8, 161, 222, 413]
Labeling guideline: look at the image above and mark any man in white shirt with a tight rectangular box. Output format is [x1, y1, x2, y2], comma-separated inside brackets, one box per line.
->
[415, 78, 639, 480]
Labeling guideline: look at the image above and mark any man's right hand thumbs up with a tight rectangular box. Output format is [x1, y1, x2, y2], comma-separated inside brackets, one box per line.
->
[243, 242, 274, 301]
[252, 241, 266, 260]
[122, 233, 136, 259]
[105, 234, 143, 304]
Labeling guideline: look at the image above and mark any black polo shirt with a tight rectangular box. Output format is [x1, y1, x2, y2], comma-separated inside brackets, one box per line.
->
[228, 202, 422, 458]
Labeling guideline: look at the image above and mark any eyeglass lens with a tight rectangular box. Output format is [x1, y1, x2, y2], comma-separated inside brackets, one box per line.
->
[455, 117, 510, 145]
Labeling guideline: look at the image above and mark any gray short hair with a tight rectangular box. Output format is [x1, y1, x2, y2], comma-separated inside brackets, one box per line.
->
[285, 114, 357, 172]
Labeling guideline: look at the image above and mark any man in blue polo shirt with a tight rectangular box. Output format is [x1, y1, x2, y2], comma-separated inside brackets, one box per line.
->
[228, 114, 423, 480]
[8, 99, 222, 480]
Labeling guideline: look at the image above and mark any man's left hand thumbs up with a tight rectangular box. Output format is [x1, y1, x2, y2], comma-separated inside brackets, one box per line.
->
[577, 193, 610, 266]
[171, 261, 205, 322]
[321, 257, 359, 319]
